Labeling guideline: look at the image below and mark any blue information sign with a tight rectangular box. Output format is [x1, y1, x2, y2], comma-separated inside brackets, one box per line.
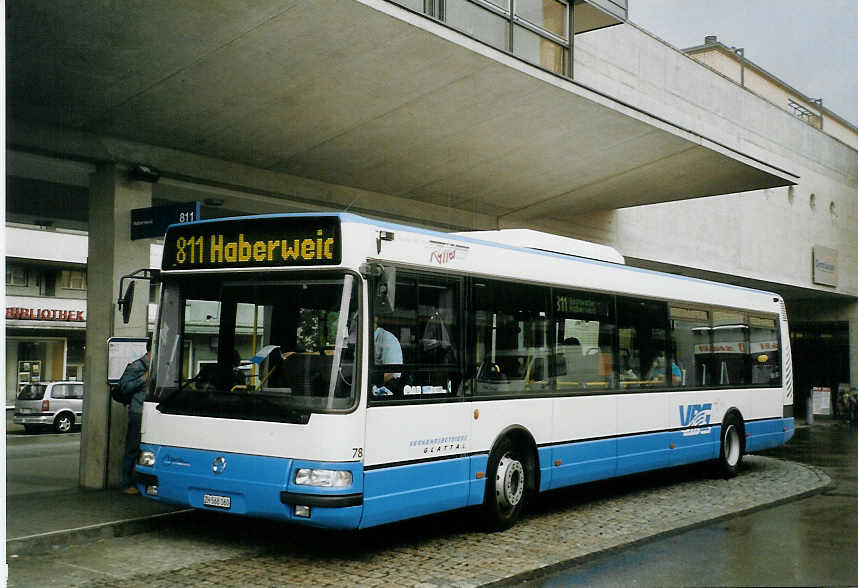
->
[130, 202, 201, 240]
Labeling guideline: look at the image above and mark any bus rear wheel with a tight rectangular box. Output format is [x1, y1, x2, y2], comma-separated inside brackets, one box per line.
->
[718, 413, 744, 478]
[482, 439, 526, 531]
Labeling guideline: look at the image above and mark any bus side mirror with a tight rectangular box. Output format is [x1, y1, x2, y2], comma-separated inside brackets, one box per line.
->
[116, 268, 160, 324]
[119, 281, 136, 324]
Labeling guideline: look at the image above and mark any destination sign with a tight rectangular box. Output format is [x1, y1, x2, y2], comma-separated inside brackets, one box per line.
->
[162, 216, 342, 270]
[555, 294, 610, 317]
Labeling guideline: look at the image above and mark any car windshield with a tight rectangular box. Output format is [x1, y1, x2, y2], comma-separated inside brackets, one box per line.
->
[150, 272, 360, 422]
[17, 384, 46, 400]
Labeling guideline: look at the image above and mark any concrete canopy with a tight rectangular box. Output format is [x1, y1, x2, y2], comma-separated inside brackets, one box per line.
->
[7, 0, 796, 225]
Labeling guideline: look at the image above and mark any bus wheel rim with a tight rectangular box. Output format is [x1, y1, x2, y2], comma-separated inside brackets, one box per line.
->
[496, 453, 524, 510]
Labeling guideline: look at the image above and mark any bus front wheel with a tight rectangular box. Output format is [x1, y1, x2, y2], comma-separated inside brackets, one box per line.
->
[718, 413, 744, 478]
[482, 438, 526, 531]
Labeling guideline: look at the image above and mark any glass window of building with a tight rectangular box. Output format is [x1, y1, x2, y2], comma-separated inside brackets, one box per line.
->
[404, 0, 570, 76]
[515, 0, 567, 37]
[392, 0, 424, 12]
[669, 306, 711, 387]
[6, 264, 28, 286]
[554, 289, 615, 391]
[60, 269, 87, 290]
[480, 0, 509, 10]
[445, 0, 510, 49]
[513, 25, 566, 73]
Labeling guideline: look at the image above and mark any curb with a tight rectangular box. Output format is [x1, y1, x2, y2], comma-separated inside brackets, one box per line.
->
[7, 509, 195, 557]
[484, 461, 833, 587]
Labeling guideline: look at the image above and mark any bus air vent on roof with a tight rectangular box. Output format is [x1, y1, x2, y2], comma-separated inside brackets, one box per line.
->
[453, 229, 625, 264]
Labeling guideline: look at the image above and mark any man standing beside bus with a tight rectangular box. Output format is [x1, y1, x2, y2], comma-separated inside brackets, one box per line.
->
[119, 341, 151, 494]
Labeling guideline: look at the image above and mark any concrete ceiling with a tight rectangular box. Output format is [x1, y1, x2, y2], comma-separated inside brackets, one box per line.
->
[7, 0, 797, 225]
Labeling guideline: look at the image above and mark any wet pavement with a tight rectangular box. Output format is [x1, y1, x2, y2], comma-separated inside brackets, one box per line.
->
[515, 421, 858, 587]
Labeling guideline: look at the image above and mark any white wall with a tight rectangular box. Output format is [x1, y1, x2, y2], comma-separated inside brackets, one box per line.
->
[572, 23, 858, 299]
[6, 227, 88, 263]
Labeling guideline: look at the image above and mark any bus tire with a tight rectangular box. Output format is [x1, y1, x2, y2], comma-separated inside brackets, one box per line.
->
[718, 412, 744, 478]
[482, 438, 527, 531]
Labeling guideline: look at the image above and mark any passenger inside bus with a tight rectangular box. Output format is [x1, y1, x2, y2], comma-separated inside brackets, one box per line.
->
[646, 352, 682, 385]
[372, 315, 403, 396]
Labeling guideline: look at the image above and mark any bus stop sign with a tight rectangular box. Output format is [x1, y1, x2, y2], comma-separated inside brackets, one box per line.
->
[131, 202, 200, 240]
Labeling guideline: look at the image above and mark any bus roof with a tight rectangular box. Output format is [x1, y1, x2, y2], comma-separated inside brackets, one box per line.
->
[163, 212, 781, 305]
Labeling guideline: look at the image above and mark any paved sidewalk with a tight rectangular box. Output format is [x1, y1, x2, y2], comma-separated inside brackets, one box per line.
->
[7, 489, 190, 556]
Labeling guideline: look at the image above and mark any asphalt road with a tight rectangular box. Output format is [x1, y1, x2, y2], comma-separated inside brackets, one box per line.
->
[515, 422, 858, 587]
[6, 410, 81, 496]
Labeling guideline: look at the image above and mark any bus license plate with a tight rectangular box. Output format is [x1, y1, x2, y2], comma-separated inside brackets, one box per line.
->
[203, 494, 231, 509]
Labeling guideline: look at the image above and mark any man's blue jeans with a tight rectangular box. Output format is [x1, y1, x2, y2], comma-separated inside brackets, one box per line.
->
[121, 410, 142, 489]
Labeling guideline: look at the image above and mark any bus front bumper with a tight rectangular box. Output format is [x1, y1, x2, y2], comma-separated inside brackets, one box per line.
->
[134, 444, 364, 529]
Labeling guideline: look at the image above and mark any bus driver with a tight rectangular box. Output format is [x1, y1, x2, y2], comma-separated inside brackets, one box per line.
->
[374, 315, 402, 393]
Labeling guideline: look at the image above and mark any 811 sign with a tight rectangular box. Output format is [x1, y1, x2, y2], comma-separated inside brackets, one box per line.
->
[130, 201, 201, 240]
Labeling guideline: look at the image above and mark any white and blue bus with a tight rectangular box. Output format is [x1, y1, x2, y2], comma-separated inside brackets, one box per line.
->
[133, 212, 794, 530]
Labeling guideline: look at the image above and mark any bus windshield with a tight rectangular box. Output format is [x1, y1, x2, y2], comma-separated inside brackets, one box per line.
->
[150, 272, 360, 422]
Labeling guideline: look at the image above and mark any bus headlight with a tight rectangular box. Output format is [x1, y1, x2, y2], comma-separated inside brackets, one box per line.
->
[137, 451, 156, 467]
[294, 468, 353, 488]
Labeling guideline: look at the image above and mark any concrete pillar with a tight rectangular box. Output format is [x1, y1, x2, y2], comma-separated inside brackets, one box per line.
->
[80, 164, 152, 489]
[849, 302, 858, 390]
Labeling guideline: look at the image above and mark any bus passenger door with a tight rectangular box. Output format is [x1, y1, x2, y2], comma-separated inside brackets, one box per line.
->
[361, 269, 470, 528]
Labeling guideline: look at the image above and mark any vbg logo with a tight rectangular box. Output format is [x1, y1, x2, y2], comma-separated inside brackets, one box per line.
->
[679, 403, 712, 436]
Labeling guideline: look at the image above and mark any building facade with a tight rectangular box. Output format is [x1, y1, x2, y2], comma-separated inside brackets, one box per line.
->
[5, 227, 89, 406]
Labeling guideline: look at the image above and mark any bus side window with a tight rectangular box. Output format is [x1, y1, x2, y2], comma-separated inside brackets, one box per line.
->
[370, 271, 462, 400]
[473, 280, 551, 397]
[669, 306, 711, 387]
[617, 298, 668, 389]
[553, 290, 615, 392]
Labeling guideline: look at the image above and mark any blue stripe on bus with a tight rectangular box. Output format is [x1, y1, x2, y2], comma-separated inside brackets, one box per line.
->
[538, 446, 553, 491]
[550, 438, 617, 488]
[746, 417, 793, 452]
[467, 454, 489, 507]
[616, 431, 672, 475]
[361, 456, 470, 528]
[783, 417, 795, 443]
[671, 425, 719, 466]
